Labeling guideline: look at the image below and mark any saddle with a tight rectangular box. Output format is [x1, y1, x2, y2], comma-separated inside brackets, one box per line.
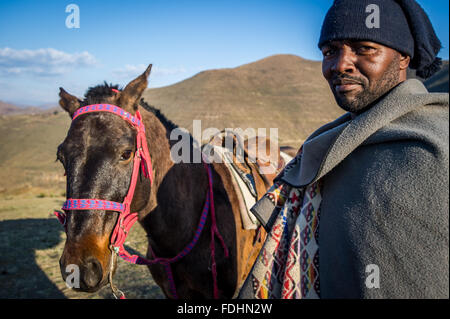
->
[203, 131, 291, 229]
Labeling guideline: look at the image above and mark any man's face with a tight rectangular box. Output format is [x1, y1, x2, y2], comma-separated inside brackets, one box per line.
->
[321, 40, 407, 114]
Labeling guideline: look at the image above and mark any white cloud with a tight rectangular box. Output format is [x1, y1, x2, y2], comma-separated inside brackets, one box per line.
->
[111, 64, 147, 79]
[112, 64, 188, 79]
[0, 47, 97, 76]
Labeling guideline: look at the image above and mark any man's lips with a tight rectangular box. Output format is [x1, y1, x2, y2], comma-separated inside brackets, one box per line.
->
[333, 80, 363, 93]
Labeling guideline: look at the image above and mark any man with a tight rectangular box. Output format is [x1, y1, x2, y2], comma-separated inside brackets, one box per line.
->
[239, 0, 448, 298]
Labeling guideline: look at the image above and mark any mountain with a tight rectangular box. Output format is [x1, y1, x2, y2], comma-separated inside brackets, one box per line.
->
[0, 101, 20, 115]
[142, 54, 343, 146]
[1, 54, 447, 195]
[1, 54, 342, 195]
[0, 111, 70, 195]
[0, 100, 43, 115]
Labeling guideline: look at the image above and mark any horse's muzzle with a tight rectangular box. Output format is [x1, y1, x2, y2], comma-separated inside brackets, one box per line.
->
[81, 257, 103, 290]
[60, 255, 107, 292]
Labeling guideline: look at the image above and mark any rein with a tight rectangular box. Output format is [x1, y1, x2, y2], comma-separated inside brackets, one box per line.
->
[54, 103, 228, 299]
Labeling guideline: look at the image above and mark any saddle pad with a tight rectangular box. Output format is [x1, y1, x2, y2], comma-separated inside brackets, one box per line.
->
[280, 151, 294, 167]
[209, 145, 259, 230]
[202, 133, 293, 230]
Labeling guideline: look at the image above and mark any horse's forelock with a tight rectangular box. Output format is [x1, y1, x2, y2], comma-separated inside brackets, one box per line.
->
[82, 82, 120, 105]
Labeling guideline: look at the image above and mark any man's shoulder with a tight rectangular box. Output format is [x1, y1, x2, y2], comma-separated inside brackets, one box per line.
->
[395, 90, 448, 141]
[305, 112, 352, 142]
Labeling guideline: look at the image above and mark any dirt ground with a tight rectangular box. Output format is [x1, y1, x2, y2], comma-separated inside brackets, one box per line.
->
[0, 194, 165, 299]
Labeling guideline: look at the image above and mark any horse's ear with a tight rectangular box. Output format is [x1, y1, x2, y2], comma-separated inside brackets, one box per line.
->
[59, 87, 81, 118]
[119, 64, 152, 114]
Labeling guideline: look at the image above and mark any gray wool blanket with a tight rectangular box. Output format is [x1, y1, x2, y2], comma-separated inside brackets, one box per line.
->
[239, 79, 449, 298]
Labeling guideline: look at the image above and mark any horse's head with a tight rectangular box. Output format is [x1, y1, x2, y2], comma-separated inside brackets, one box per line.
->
[57, 65, 152, 292]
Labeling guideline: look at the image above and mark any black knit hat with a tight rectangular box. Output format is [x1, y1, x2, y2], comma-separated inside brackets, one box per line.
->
[318, 0, 442, 78]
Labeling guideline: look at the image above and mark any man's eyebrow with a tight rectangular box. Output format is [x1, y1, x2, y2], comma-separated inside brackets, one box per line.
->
[320, 41, 333, 49]
[321, 42, 340, 52]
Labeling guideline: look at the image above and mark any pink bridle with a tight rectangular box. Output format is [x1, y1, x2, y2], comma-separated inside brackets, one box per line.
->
[54, 103, 228, 299]
[54, 103, 153, 254]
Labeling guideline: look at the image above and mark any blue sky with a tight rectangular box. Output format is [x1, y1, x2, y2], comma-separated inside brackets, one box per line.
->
[0, 0, 448, 106]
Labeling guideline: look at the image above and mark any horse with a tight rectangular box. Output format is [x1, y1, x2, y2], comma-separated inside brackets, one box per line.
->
[55, 64, 287, 298]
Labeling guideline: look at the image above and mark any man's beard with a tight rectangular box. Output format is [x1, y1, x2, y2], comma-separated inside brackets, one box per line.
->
[332, 56, 401, 114]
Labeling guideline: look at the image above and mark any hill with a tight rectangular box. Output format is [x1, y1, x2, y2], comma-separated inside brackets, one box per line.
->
[0, 111, 71, 195]
[0, 101, 20, 115]
[2, 54, 342, 195]
[1, 54, 448, 195]
[0, 100, 43, 116]
[142, 54, 343, 146]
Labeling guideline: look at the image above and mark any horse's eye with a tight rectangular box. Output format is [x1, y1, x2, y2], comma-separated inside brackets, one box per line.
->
[120, 150, 133, 161]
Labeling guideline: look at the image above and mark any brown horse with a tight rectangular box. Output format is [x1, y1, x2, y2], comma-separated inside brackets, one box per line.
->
[56, 64, 283, 298]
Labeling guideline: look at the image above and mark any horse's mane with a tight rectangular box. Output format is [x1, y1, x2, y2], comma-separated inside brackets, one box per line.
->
[83, 82, 119, 105]
[139, 99, 178, 132]
[82, 82, 178, 132]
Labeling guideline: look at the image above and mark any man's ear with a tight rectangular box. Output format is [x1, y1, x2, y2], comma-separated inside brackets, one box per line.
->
[59, 87, 81, 118]
[399, 53, 411, 71]
[119, 64, 152, 114]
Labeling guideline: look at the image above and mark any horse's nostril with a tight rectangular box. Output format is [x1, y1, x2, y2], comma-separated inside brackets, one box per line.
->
[82, 258, 103, 289]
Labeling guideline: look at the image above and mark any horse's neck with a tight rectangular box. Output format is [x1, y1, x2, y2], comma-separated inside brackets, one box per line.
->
[138, 112, 210, 256]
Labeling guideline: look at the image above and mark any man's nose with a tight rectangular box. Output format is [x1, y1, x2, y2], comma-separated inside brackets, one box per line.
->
[331, 47, 357, 74]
